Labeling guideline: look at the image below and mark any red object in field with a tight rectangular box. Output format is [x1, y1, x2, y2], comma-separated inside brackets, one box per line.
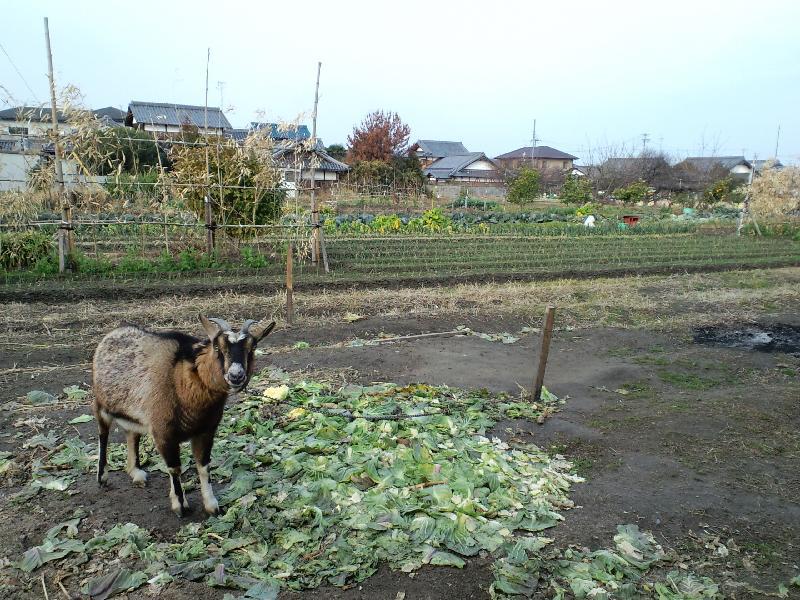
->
[622, 215, 640, 226]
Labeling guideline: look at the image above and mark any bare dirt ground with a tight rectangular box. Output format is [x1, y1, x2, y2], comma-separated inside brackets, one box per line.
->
[1, 268, 799, 598]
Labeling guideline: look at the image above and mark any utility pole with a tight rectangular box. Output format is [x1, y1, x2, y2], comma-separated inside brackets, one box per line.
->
[774, 125, 781, 158]
[44, 17, 70, 273]
[530, 119, 537, 168]
[641, 133, 650, 152]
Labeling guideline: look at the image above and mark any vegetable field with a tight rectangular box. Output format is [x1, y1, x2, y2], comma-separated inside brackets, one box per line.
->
[2, 230, 798, 288]
[324, 233, 799, 281]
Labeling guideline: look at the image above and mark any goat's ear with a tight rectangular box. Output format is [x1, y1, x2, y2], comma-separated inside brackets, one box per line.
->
[199, 314, 220, 340]
[250, 320, 276, 343]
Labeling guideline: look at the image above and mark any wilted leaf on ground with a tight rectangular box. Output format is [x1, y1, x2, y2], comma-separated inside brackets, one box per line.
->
[343, 312, 365, 323]
[31, 476, 73, 491]
[654, 571, 720, 599]
[23, 431, 59, 449]
[68, 414, 94, 424]
[19, 538, 84, 572]
[613, 524, 665, 568]
[84, 568, 148, 600]
[45, 516, 82, 540]
[25, 390, 56, 404]
[63, 385, 90, 401]
[293, 341, 311, 349]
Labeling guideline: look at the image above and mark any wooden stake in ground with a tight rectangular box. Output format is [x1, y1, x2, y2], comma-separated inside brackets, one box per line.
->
[44, 17, 70, 272]
[286, 244, 294, 325]
[532, 305, 556, 402]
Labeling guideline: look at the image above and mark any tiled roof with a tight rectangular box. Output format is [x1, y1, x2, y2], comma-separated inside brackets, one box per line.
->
[423, 153, 500, 180]
[250, 123, 311, 141]
[127, 101, 232, 129]
[92, 106, 127, 122]
[0, 106, 67, 122]
[273, 143, 350, 173]
[495, 145, 578, 160]
[414, 140, 469, 158]
[681, 156, 752, 171]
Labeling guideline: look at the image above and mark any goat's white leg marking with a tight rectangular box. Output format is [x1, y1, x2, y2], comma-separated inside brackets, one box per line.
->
[167, 467, 188, 515]
[168, 477, 182, 514]
[197, 463, 219, 514]
[126, 432, 147, 486]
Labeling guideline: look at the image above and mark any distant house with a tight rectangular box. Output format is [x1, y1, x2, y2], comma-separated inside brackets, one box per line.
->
[125, 101, 232, 135]
[572, 165, 592, 177]
[752, 158, 784, 175]
[423, 152, 503, 183]
[494, 145, 578, 172]
[0, 106, 71, 138]
[676, 156, 753, 182]
[92, 106, 127, 126]
[227, 123, 313, 145]
[409, 140, 470, 168]
[273, 142, 349, 191]
[224, 122, 348, 188]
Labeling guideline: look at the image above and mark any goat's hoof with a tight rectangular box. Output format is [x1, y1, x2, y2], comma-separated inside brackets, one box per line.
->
[129, 469, 148, 487]
[203, 499, 220, 515]
[97, 471, 109, 486]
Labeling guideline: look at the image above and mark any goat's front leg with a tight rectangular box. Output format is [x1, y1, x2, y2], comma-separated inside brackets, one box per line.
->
[192, 431, 219, 515]
[155, 434, 189, 516]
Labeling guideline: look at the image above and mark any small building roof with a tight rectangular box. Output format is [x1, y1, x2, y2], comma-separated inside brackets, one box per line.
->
[92, 106, 127, 122]
[681, 156, 752, 171]
[127, 101, 232, 129]
[250, 123, 311, 141]
[423, 152, 501, 180]
[414, 139, 470, 158]
[0, 105, 67, 122]
[495, 145, 578, 160]
[273, 142, 350, 173]
[751, 159, 783, 173]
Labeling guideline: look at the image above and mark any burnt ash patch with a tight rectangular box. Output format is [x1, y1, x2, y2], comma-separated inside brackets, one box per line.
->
[694, 323, 800, 356]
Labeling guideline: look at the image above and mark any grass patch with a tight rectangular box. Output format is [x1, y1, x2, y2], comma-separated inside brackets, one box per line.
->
[633, 355, 671, 366]
[618, 379, 655, 399]
[657, 370, 720, 390]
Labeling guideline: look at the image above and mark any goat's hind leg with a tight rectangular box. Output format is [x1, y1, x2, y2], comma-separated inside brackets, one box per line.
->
[95, 409, 111, 486]
[126, 431, 147, 486]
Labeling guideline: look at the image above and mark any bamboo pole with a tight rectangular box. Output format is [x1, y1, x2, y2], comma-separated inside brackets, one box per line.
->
[44, 17, 70, 272]
[532, 305, 556, 402]
[203, 48, 215, 256]
[285, 244, 294, 325]
[310, 61, 322, 267]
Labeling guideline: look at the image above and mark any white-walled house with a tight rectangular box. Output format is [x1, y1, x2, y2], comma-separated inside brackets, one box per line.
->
[423, 152, 503, 183]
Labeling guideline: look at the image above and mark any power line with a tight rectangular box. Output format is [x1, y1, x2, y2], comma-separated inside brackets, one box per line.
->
[0, 41, 42, 105]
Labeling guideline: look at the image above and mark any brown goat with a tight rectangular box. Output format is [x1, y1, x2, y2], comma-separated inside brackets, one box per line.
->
[92, 315, 275, 516]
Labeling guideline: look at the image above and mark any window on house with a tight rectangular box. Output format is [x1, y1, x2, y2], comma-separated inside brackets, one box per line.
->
[284, 170, 297, 182]
[9, 127, 29, 135]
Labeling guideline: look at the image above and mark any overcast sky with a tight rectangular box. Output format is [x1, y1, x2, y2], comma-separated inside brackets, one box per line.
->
[2, 0, 798, 164]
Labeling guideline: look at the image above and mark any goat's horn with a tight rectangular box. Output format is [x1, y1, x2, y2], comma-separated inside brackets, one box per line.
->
[208, 317, 232, 332]
[241, 319, 258, 335]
